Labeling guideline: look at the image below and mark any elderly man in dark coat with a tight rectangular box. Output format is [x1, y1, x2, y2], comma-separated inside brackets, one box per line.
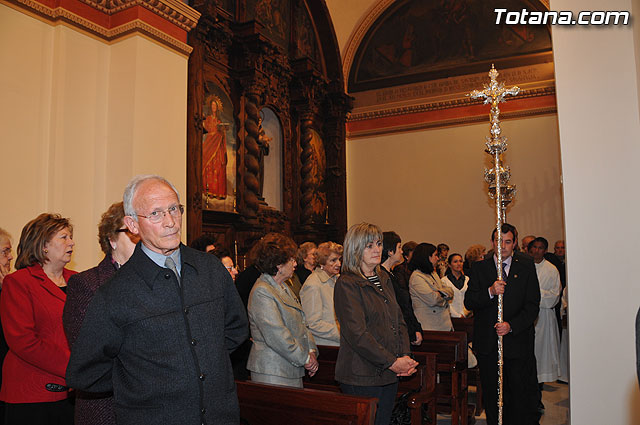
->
[66, 175, 248, 425]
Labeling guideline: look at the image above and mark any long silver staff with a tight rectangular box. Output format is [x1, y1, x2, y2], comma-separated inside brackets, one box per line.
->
[469, 65, 519, 425]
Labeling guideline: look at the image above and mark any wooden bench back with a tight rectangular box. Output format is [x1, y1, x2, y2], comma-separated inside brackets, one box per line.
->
[306, 345, 435, 395]
[237, 380, 376, 425]
[451, 317, 474, 343]
[400, 351, 437, 393]
[415, 331, 467, 368]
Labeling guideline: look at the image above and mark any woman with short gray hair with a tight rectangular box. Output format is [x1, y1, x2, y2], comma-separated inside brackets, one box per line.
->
[0, 228, 12, 287]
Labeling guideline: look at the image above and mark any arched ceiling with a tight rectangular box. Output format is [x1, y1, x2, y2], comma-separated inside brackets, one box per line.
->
[345, 0, 553, 92]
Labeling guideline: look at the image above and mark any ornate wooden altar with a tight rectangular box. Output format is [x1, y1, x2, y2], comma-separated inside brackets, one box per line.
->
[186, 0, 351, 260]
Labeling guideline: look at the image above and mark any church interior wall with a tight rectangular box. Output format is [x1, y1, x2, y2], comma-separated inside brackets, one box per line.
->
[0, 4, 188, 270]
[551, 0, 640, 423]
[346, 114, 564, 254]
[2, 0, 640, 423]
[325, 0, 378, 53]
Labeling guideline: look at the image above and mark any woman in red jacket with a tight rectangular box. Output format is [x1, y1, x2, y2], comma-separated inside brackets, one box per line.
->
[1, 213, 76, 425]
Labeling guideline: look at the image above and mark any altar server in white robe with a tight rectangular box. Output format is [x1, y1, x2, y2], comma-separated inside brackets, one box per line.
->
[529, 237, 561, 383]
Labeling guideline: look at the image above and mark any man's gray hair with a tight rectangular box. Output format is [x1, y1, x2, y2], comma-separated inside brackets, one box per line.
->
[0, 227, 11, 244]
[123, 175, 180, 219]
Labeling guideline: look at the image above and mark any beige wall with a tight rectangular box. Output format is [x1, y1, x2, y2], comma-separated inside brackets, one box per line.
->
[325, 0, 378, 53]
[552, 0, 640, 424]
[0, 4, 188, 271]
[347, 114, 564, 254]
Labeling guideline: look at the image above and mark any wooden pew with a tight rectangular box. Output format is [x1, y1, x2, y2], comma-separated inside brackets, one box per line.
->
[451, 317, 482, 416]
[304, 345, 438, 425]
[413, 331, 469, 425]
[236, 380, 377, 425]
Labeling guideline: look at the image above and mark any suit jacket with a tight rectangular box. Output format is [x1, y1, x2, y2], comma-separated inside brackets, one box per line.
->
[0, 264, 76, 403]
[66, 244, 249, 425]
[63, 255, 117, 425]
[334, 270, 410, 386]
[247, 273, 317, 378]
[464, 252, 540, 359]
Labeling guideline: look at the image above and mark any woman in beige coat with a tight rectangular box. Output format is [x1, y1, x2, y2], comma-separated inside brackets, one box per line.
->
[409, 243, 454, 331]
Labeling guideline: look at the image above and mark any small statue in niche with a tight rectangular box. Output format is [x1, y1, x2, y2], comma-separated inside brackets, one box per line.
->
[256, 114, 272, 197]
[202, 95, 230, 201]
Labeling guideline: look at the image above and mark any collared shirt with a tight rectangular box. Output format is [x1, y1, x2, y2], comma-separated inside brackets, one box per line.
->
[493, 254, 513, 278]
[444, 270, 466, 290]
[141, 243, 182, 276]
[488, 254, 512, 299]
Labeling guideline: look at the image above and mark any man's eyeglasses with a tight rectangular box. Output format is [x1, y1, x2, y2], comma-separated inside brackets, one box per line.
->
[137, 205, 184, 224]
[0, 248, 11, 258]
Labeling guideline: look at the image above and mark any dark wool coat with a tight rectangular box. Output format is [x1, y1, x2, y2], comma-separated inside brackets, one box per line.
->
[381, 266, 422, 343]
[334, 270, 410, 386]
[66, 244, 249, 425]
[63, 255, 118, 425]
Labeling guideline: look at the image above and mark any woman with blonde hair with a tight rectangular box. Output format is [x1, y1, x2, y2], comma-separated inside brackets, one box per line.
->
[464, 244, 487, 275]
[300, 241, 343, 346]
[1, 213, 76, 424]
[334, 223, 417, 425]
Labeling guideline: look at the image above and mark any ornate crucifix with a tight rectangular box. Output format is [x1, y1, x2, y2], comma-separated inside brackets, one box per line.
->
[469, 64, 519, 425]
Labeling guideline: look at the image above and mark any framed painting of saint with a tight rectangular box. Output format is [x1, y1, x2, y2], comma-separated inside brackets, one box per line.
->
[202, 82, 236, 212]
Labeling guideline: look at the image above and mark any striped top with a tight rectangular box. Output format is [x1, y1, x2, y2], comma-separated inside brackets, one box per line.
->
[366, 273, 383, 293]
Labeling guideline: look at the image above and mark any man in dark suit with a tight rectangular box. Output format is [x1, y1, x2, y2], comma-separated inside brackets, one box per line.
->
[464, 223, 541, 425]
[67, 175, 248, 425]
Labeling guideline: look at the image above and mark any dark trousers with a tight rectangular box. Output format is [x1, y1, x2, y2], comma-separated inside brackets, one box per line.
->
[340, 382, 398, 425]
[5, 399, 74, 425]
[477, 352, 539, 425]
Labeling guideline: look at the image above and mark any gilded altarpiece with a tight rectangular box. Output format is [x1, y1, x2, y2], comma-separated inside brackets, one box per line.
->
[186, 0, 351, 262]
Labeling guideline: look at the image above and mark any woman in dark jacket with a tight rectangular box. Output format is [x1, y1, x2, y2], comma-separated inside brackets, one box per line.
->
[334, 223, 418, 425]
[62, 202, 139, 425]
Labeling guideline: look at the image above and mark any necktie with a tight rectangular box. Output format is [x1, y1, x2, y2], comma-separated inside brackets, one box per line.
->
[502, 262, 508, 278]
[165, 257, 180, 283]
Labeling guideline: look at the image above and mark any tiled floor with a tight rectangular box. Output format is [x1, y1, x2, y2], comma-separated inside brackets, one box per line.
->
[436, 381, 569, 425]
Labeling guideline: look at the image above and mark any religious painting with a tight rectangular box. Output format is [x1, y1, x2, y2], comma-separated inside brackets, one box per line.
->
[349, 0, 552, 92]
[202, 82, 236, 212]
[294, 1, 320, 63]
[306, 129, 326, 221]
[246, 0, 290, 49]
[260, 108, 283, 210]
